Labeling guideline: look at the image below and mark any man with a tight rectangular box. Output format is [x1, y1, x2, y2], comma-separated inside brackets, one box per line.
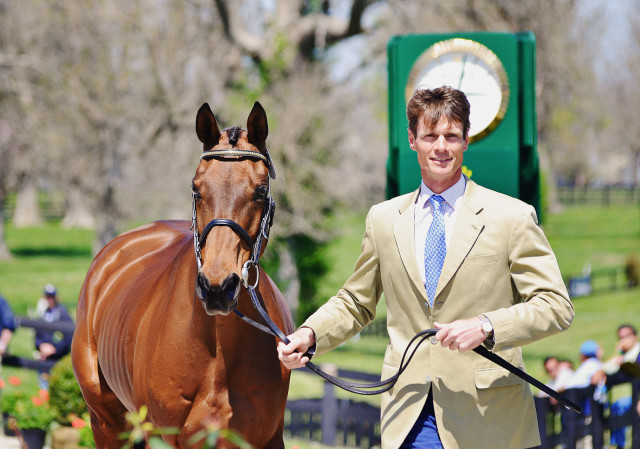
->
[36, 284, 74, 361]
[592, 324, 640, 385]
[538, 356, 574, 399]
[278, 86, 573, 449]
[591, 324, 640, 449]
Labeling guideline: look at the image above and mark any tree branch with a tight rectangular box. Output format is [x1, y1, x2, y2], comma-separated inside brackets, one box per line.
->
[212, 0, 264, 59]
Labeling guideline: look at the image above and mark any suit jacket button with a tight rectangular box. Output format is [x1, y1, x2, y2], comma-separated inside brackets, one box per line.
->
[430, 336, 438, 345]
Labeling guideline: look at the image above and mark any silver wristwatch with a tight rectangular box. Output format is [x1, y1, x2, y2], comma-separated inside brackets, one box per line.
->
[478, 314, 494, 340]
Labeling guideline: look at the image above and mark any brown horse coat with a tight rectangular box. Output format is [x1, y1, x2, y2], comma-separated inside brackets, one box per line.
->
[72, 103, 293, 449]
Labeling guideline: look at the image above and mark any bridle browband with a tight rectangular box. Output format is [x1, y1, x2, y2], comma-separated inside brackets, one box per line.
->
[189, 147, 582, 414]
[191, 147, 275, 288]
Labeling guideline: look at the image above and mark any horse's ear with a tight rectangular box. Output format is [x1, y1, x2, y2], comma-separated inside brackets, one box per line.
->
[247, 101, 268, 151]
[196, 103, 222, 150]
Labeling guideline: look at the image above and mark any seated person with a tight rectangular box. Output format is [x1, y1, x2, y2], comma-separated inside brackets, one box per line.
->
[0, 293, 15, 356]
[591, 324, 640, 449]
[592, 324, 640, 385]
[564, 340, 603, 390]
[35, 284, 74, 361]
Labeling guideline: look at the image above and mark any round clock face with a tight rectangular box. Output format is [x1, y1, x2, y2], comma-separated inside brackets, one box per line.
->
[405, 38, 510, 142]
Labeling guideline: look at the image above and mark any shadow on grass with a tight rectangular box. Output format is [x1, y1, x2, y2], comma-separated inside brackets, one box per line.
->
[10, 247, 92, 257]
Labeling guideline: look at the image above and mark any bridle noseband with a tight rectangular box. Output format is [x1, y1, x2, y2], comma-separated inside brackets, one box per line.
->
[191, 148, 275, 289]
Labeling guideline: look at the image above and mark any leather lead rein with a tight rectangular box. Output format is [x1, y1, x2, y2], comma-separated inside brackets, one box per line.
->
[237, 295, 582, 414]
[191, 149, 582, 414]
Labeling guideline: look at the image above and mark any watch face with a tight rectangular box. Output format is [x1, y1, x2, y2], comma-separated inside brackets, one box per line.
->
[405, 38, 510, 142]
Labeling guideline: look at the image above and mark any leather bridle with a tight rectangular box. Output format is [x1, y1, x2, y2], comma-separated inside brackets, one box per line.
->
[191, 148, 276, 289]
[190, 147, 582, 414]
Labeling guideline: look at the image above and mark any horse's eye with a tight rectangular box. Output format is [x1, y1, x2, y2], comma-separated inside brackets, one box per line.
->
[255, 185, 269, 200]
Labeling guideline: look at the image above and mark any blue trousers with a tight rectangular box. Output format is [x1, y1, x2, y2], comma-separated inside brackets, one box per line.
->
[400, 391, 443, 449]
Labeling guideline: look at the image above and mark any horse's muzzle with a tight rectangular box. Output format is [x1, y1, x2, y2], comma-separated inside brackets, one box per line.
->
[196, 272, 240, 315]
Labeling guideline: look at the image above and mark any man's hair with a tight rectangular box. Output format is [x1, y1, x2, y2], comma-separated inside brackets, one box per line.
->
[543, 355, 559, 365]
[618, 324, 638, 336]
[406, 86, 471, 138]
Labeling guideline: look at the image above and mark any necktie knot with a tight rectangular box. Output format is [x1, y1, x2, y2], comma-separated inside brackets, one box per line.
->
[428, 194, 445, 211]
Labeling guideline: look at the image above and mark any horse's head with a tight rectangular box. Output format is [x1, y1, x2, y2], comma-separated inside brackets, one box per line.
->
[192, 102, 276, 315]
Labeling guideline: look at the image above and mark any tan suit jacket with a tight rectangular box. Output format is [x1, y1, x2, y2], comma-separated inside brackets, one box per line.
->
[303, 178, 573, 449]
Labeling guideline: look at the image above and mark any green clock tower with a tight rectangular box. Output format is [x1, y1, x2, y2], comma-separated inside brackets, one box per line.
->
[386, 31, 539, 216]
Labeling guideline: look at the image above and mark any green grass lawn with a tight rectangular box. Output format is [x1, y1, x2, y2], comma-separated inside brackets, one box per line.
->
[0, 202, 639, 448]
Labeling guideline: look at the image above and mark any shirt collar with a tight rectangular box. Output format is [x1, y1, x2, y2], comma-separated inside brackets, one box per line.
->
[417, 176, 466, 209]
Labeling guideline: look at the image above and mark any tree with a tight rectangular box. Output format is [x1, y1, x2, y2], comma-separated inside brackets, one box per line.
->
[0, 0, 621, 319]
[597, 0, 640, 185]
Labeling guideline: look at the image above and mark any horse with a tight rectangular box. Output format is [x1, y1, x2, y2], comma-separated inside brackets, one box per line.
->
[71, 102, 294, 449]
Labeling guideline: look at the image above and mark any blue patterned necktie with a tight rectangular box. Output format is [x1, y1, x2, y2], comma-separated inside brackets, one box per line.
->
[424, 195, 446, 307]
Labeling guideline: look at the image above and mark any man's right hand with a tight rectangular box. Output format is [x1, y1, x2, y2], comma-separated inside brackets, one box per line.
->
[277, 327, 316, 370]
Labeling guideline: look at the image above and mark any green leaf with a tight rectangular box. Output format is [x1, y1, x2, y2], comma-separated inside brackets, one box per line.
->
[148, 437, 174, 449]
[139, 405, 148, 421]
[223, 431, 253, 449]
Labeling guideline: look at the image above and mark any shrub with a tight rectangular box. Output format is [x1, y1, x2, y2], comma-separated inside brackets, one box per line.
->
[0, 377, 55, 430]
[49, 355, 88, 425]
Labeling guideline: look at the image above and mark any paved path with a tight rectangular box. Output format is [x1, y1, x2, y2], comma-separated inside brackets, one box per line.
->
[0, 432, 51, 448]
[0, 434, 22, 448]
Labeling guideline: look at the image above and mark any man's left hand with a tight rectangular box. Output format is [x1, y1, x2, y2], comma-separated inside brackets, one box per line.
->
[38, 342, 56, 360]
[434, 317, 486, 352]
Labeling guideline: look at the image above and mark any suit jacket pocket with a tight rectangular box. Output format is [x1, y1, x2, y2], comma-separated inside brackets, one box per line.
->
[383, 352, 400, 368]
[474, 367, 523, 389]
[464, 252, 498, 267]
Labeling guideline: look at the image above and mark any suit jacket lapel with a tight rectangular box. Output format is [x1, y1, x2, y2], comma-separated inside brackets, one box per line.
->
[436, 179, 484, 299]
[392, 189, 429, 304]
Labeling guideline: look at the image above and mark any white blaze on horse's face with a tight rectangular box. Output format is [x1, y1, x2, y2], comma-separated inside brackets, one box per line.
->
[192, 102, 271, 316]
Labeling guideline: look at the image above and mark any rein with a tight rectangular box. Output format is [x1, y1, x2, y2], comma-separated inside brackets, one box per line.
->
[191, 148, 582, 415]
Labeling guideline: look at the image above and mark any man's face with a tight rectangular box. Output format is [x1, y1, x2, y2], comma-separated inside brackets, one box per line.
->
[408, 118, 468, 192]
[618, 326, 638, 352]
[544, 358, 559, 378]
[45, 294, 56, 308]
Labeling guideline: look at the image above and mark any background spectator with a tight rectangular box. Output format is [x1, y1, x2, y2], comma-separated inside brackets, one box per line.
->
[0, 293, 15, 357]
[35, 284, 74, 361]
[564, 340, 603, 390]
[592, 324, 640, 385]
[591, 324, 640, 449]
[552, 359, 575, 395]
[539, 356, 575, 399]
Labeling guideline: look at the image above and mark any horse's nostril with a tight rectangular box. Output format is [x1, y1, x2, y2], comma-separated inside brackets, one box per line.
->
[196, 272, 210, 294]
[222, 274, 240, 300]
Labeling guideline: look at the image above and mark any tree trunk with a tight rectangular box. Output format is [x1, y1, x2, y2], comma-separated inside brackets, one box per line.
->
[12, 182, 42, 227]
[0, 207, 11, 260]
[62, 187, 95, 229]
[279, 240, 300, 324]
[91, 184, 118, 255]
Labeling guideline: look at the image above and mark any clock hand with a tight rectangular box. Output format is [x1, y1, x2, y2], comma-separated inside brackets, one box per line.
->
[458, 55, 468, 89]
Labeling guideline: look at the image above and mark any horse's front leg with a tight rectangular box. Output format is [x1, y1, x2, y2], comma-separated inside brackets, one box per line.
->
[177, 399, 232, 449]
[85, 398, 131, 449]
